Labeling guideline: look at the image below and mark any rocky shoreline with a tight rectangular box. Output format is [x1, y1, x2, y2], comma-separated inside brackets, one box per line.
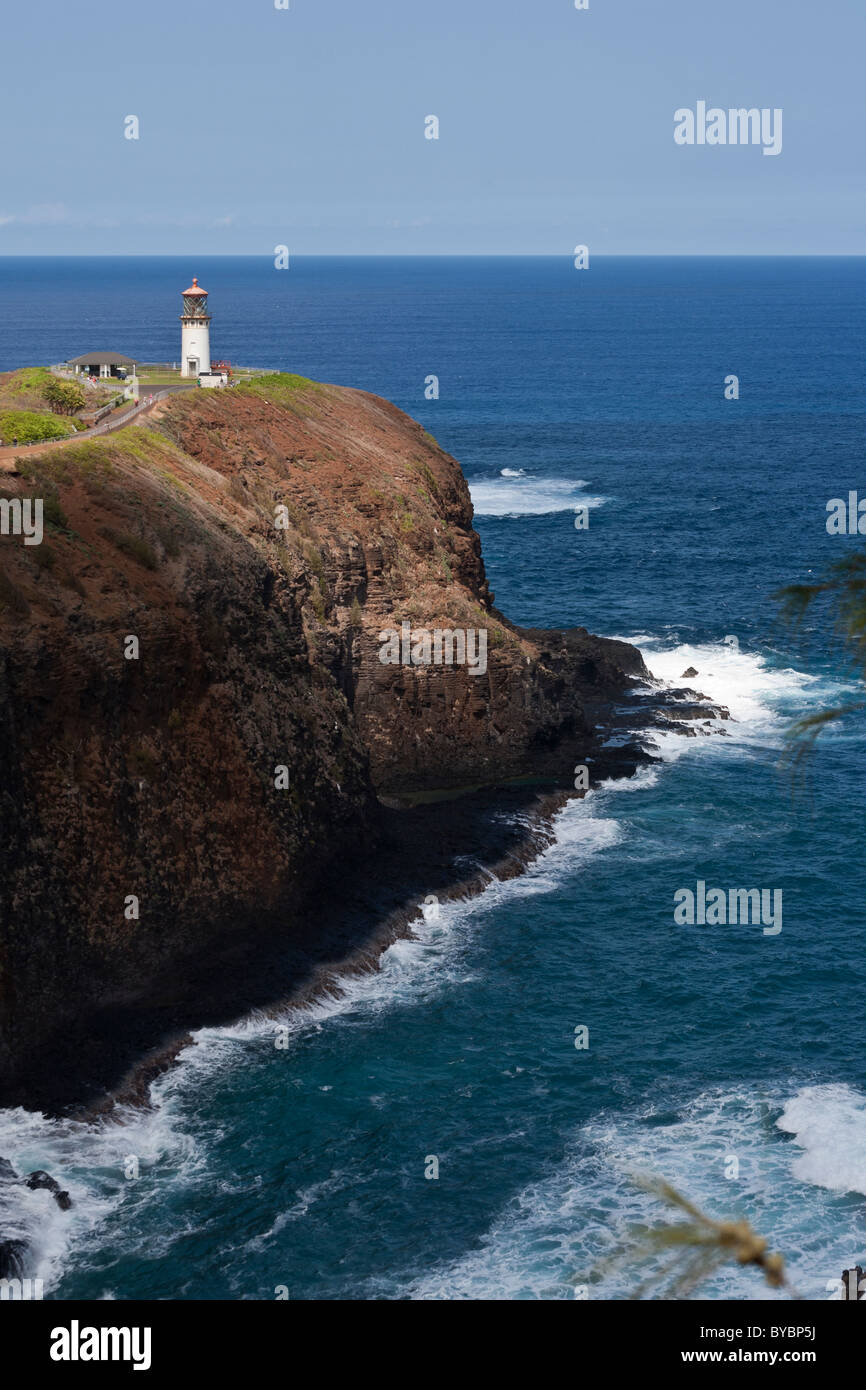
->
[8, 669, 727, 1122]
[0, 1156, 71, 1280]
[0, 673, 728, 1281]
[0, 375, 737, 1292]
[0, 372, 728, 1134]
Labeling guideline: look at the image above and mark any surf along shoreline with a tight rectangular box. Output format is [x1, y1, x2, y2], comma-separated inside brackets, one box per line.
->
[8, 662, 730, 1125]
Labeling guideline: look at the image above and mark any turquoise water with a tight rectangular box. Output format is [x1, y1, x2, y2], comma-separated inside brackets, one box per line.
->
[1, 256, 865, 1300]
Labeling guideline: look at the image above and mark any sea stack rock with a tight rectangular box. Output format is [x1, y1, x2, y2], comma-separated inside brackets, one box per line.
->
[25, 1170, 73, 1212]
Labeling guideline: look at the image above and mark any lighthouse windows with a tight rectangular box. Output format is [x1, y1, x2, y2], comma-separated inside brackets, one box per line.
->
[180, 279, 212, 376]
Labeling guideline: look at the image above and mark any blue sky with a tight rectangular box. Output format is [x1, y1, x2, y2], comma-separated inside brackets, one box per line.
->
[1, 0, 862, 254]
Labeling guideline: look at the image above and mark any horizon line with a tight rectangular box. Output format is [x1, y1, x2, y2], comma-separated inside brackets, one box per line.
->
[1, 251, 865, 259]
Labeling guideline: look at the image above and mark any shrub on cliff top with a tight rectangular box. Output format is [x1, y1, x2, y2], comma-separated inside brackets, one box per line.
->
[0, 369, 88, 423]
[0, 409, 73, 444]
[44, 378, 87, 416]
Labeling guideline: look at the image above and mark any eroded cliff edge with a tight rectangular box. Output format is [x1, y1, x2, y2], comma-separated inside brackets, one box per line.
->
[0, 374, 665, 1108]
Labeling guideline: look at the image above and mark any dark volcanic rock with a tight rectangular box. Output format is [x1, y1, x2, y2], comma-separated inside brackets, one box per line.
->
[668, 702, 731, 721]
[0, 1161, 72, 1275]
[0, 1239, 27, 1279]
[0, 375, 723, 1110]
[25, 1170, 72, 1211]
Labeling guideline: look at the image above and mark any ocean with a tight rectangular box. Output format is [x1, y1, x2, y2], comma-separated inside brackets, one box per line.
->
[1, 254, 864, 1300]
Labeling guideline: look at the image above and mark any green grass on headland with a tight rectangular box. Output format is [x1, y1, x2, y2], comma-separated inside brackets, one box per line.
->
[0, 409, 75, 444]
[136, 365, 273, 386]
[0, 367, 55, 403]
[234, 372, 325, 415]
[0, 367, 112, 436]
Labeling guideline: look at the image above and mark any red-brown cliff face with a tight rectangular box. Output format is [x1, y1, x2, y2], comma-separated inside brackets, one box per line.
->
[0, 375, 648, 1102]
[154, 376, 648, 791]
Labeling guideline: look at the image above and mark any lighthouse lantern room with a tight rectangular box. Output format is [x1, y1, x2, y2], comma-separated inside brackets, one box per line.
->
[180, 277, 212, 378]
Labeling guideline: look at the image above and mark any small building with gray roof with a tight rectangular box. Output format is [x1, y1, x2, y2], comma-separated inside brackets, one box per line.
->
[67, 352, 137, 380]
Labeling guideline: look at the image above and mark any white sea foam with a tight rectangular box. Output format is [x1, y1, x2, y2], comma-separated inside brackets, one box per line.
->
[137, 630, 838, 1092]
[641, 639, 817, 729]
[0, 794, 626, 1290]
[469, 476, 607, 517]
[160, 796, 625, 1058]
[777, 1084, 866, 1195]
[409, 1081, 866, 1301]
[603, 633, 848, 754]
[0, 1099, 201, 1292]
[0, 629, 838, 1296]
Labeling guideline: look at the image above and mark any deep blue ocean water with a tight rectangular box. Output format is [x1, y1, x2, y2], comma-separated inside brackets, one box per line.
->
[1, 256, 865, 1300]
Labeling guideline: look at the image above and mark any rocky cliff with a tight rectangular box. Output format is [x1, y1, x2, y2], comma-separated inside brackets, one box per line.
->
[0, 374, 662, 1108]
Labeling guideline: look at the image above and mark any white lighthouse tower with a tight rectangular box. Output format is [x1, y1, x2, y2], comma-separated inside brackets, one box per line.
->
[180, 277, 212, 378]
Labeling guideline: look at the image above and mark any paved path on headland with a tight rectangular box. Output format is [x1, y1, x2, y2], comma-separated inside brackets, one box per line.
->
[0, 383, 196, 472]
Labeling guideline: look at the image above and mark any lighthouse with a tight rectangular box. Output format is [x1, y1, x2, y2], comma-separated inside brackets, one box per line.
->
[180, 277, 212, 378]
